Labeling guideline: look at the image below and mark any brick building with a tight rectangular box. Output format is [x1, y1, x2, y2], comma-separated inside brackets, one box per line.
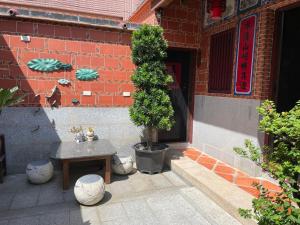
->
[0, 0, 299, 175]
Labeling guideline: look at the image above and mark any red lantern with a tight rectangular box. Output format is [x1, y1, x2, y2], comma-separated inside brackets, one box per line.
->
[207, 0, 226, 20]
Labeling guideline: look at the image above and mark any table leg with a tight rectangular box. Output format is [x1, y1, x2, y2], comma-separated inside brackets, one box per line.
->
[104, 156, 111, 184]
[63, 160, 70, 190]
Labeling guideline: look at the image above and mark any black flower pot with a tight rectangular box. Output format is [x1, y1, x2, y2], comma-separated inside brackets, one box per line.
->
[134, 143, 169, 174]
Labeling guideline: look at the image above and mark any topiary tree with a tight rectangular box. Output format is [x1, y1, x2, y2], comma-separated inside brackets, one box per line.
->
[129, 24, 174, 149]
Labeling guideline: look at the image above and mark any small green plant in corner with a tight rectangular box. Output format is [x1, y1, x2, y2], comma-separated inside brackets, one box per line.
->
[235, 100, 300, 225]
[129, 24, 174, 149]
[0, 86, 26, 114]
[233, 139, 261, 165]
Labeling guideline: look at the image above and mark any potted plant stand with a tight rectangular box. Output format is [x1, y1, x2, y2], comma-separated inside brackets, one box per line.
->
[134, 142, 168, 174]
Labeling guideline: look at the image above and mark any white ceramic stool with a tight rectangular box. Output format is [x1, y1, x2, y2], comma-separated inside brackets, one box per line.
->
[26, 160, 54, 184]
[112, 155, 134, 175]
[74, 174, 105, 205]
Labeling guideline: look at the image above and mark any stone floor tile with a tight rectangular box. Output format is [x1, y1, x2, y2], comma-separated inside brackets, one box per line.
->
[0, 193, 14, 211]
[39, 211, 70, 225]
[70, 207, 100, 225]
[128, 217, 161, 225]
[63, 189, 76, 202]
[109, 179, 135, 198]
[10, 190, 39, 209]
[146, 193, 211, 225]
[162, 171, 187, 187]
[0, 220, 8, 225]
[181, 187, 241, 225]
[122, 199, 154, 219]
[8, 216, 40, 225]
[155, 214, 192, 225]
[149, 173, 173, 189]
[129, 176, 155, 193]
[102, 218, 130, 225]
[38, 186, 64, 206]
[98, 203, 127, 222]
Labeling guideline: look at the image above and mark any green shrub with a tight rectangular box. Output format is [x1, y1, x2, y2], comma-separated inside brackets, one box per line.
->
[233, 139, 261, 164]
[235, 100, 300, 225]
[129, 24, 174, 148]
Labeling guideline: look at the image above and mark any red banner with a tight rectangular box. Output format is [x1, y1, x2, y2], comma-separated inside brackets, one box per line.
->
[166, 62, 181, 89]
[234, 14, 257, 95]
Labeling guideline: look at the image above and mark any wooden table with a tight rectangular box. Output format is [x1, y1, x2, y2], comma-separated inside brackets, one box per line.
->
[51, 140, 117, 190]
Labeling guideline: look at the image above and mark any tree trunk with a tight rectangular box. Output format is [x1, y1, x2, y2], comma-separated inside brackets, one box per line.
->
[146, 127, 158, 150]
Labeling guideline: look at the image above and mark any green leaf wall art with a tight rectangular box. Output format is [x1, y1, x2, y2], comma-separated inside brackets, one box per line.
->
[76, 69, 99, 81]
[27, 58, 72, 72]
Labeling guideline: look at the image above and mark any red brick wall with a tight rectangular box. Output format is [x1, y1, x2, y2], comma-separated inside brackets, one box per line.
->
[196, 0, 300, 100]
[128, 0, 155, 24]
[0, 18, 135, 107]
[130, 0, 201, 49]
[161, 0, 201, 49]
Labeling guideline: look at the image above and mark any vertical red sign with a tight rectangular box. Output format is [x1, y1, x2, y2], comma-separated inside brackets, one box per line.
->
[234, 14, 257, 95]
[166, 63, 182, 89]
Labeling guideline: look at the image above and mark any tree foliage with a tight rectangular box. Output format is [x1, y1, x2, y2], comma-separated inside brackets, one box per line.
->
[0, 86, 25, 114]
[236, 100, 300, 225]
[129, 24, 174, 148]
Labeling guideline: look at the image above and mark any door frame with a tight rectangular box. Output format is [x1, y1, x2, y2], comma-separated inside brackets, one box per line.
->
[270, 2, 300, 101]
[267, 2, 300, 146]
[166, 47, 197, 143]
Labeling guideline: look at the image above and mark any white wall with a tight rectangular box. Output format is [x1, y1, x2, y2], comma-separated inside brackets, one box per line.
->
[192, 95, 265, 176]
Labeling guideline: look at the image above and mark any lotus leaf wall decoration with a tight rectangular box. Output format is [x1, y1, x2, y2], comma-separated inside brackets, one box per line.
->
[72, 98, 80, 104]
[76, 69, 99, 81]
[27, 58, 72, 72]
[58, 79, 71, 85]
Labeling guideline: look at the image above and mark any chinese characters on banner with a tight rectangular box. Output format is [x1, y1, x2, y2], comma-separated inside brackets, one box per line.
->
[234, 14, 257, 95]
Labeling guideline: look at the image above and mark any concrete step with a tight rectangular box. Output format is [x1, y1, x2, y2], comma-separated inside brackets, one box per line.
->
[180, 187, 241, 225]
[166, 149, 256, 225]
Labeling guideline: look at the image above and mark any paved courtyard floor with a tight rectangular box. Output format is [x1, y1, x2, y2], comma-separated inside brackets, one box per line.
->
[0, 170, 241, 225]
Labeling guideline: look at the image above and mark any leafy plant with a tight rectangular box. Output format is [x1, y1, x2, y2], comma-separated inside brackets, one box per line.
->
[236, 100, 300, 225]
[233, 139, 261, 164]
[87, 127, 94, 133]
[0, 86, 26, 114]
[129, 24, 174, 149]
[239, 183, 300, 225]
[70, 126, 83, 134]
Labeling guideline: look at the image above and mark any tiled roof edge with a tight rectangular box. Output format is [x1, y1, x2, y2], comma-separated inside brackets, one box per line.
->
[0, 7, 140, 31]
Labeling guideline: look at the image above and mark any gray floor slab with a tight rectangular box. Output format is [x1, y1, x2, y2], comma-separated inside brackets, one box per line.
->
[10, 190, 39, 210]
[8, 216, 40, 225]
[163, 170, 187, 186]
[38, 211, 70, 225]
[70, 207, 101, 225]
[98, 203, 128, 222]
[0, 220, 8, 225]
[181, 187, 241, 225]
[0, 171, 241, 225]
[0, 193, 14, 211]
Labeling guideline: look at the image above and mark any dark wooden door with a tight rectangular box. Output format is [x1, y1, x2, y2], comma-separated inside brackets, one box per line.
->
[275, 7, 300, 112]
[158, 50, 191, 142]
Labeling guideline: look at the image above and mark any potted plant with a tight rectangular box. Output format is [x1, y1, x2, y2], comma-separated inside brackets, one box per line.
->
[70, 126, 85, 143]
[86, 127, 95, 141]
[129, 24, 174, 174]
